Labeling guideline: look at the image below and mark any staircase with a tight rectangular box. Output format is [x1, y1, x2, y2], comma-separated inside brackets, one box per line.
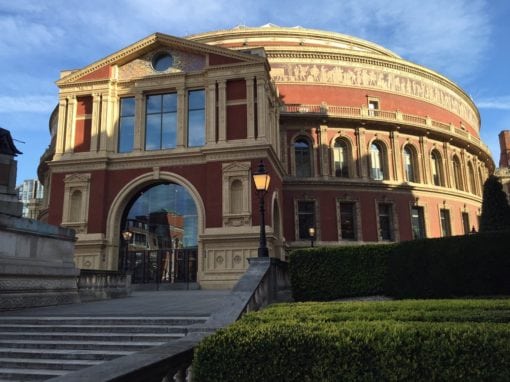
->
[0, 315, 208, 381]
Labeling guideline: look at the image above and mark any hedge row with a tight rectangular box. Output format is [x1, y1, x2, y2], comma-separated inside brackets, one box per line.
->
[240, 299, 510, 324]
[193, 300, 510, 381]
[387, 231, 510, 298]
[289, 245, 392, 301]
[289, 231, 510, 301]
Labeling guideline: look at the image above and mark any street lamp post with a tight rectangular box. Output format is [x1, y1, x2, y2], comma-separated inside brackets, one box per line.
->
[252, 160, 271, 257]
[308, 227, 316, 247]
[121, 230, 133, 272]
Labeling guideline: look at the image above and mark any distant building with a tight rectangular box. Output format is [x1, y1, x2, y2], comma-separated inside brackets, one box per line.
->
[16, 179, 44, 219]
[39, 25, 494, 288]
[495, 130, 510, 202]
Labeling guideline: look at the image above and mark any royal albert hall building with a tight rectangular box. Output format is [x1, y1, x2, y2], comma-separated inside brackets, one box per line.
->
[39, 25, 494, 288]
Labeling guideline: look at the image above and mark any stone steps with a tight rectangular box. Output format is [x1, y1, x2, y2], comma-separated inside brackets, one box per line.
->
[0, 315, 208, 381]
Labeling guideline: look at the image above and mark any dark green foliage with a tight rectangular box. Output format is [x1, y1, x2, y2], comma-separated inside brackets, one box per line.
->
[480, 175, 510, 232]
[193, 300, 510, 382]
[386, 231, 510, 298]
[289, 245, 392, 301]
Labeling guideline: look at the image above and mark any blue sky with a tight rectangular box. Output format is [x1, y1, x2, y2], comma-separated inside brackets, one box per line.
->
[1, 0, 509, 184]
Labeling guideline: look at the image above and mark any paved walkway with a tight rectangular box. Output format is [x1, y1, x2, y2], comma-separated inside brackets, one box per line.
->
[1, 290, 231, 317]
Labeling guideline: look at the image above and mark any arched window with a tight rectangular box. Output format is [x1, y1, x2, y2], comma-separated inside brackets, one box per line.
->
[333, 138, 349, 177]
[431, 150, 444, 186]
[370, 141, 385, 180]
[403, 145, 417, 182]
[295, 138, 312, 177]
[452, 155, 463, 190]
[467, 162, 477, 195]
[70, 190, 82, 222]
[230, 180, 243, 214]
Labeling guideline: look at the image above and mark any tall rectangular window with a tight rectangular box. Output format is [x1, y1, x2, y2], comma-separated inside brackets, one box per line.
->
[339, 202, 356, 240]
[462, 212, 470, 235]
[440, 209, 451, 237]
[378, 203, 393, 241]
[411, 206, 426, 239]
[118, 97, 135, 153]
[297, 201, 315, 240]
[188, 89, 205, 147]
[145, 93, 177, 150]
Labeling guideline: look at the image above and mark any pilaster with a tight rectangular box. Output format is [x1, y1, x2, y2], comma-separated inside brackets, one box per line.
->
[55, 98, 68, 156]
[177, 87, 186, 148]
[206, 83, 217, 144]
[218, 80, 226, 143]
[355, 127, 368, 178]
[90, 93, 101, 152]
[133, 93, 144, 151]
[256, 77, 267, 139]
[246, 77, 255, 139]
[64, 96, 77, 153]
[318, 125, 329, 176]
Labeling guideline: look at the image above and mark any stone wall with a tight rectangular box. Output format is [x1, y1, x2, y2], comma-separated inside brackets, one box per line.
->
[0, 213, 79, 311]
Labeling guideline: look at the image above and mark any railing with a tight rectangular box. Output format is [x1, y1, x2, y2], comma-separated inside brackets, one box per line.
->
[280, 103, 489, 153]
[48, 257, 289, 382]
[78, 270, 131, 302]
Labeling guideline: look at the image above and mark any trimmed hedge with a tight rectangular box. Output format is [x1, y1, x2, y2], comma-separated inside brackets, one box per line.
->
[289, 245, 392, 301]
[193, 300, 510, 381]
[386, 231, 510, 298]
[289, 231, 510, 300]
[240, 299, 510, 324]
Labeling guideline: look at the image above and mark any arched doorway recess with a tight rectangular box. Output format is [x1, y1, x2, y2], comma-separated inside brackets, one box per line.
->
[106, 172, 205, 285]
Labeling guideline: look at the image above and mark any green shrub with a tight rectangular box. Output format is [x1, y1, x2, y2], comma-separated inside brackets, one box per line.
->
[289, 245, 392, 301]
[386, 231, 510, 298]
[193, 300, 510, 382]
[241, 299, 510, 324]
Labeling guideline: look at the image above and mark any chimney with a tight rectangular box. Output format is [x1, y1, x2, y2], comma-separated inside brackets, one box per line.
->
[499, 130, 510, 168]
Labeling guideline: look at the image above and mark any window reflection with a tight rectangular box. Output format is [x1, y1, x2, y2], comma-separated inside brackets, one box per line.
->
[145, 93, 177, 150]
[118, 97, 135, 153]
[188, 89, 205, 147]
[123, 183, 197, 248]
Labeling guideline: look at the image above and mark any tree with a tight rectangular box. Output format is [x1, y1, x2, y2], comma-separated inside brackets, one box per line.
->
[480, 175, 510, 232]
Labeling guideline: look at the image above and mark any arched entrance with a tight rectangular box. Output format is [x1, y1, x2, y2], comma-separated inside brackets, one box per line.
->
[119, 183, 198, 285]
[106, 172, 205, 286]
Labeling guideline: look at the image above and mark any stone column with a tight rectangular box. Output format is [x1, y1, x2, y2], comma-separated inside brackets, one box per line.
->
[256, 78, 267, 140]
[246, 77, 255, 140]
[206, 83, 217, 144]
[55, 98, 68, 156]
[133, 93, 144, 152]
[64, 96, 77, 153]
[217, 80, 226, 143]
[177, 87, 186, 148]
[90, 93, 101, 152]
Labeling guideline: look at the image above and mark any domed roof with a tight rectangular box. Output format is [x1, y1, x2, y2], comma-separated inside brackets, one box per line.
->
[187, 24, 401, 59]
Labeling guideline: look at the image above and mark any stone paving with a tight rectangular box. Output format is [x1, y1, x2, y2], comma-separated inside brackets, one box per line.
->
[1, 290, 232, 317]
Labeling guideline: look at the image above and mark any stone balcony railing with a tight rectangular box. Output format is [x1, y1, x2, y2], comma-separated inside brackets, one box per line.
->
[280, 103, 488, 154]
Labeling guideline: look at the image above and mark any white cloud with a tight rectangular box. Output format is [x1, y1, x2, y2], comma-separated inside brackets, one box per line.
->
[0, 95, 56, 113]
[477, 96, 510, 110]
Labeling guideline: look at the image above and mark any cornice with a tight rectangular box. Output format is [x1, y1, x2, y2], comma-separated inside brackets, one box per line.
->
[282, 178, 483, 203]
[187, 26, 400, 58]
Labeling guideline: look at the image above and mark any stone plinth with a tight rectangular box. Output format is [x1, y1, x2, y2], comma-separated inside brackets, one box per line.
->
[0, 213, 79, 311]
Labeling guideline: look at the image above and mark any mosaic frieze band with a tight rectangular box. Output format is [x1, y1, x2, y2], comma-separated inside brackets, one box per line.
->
[119, 49, 206, 81]
[269, 62, 477, 128]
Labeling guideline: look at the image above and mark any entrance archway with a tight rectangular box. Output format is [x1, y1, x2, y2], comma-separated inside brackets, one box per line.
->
[105, 172, 205, 284]
[120, 183, 198, 284]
